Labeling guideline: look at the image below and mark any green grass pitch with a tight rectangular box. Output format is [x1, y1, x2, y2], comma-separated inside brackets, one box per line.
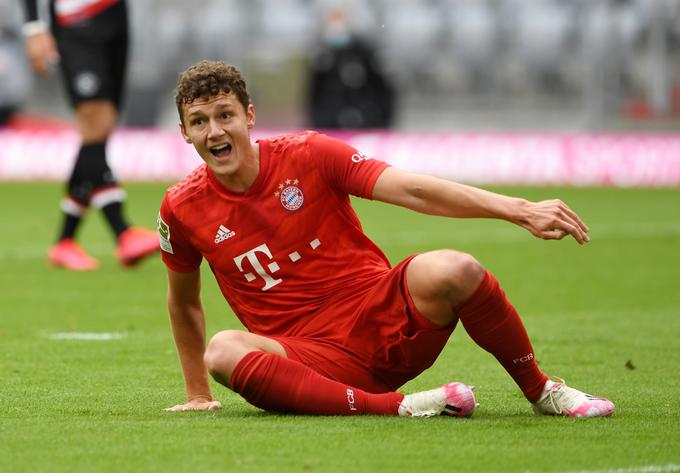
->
[1, 182, 679, 473]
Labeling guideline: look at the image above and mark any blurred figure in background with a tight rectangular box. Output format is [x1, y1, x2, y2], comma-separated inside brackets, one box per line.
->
[306, 7, 395, 129]
[0, 0, 30, 125]
[22, 0, 158, 270]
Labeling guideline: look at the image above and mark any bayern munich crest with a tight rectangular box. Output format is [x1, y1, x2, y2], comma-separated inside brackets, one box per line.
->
[275, 179, 304, 211]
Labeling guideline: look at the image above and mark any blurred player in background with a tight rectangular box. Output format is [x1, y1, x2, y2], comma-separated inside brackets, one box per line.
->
[22, 0, 158, 270]
[306, 7, 394, 129]
[0, 0, 30, 126]
[160, 60, 614, 418]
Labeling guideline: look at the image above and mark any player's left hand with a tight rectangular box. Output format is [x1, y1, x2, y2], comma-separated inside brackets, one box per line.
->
[25, 32, 60, 76]
[517, 199, 590, 244]
[164, 399, 223, 412]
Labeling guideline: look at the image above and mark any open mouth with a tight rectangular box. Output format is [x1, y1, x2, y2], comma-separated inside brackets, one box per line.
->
[210, 143, 232, 158]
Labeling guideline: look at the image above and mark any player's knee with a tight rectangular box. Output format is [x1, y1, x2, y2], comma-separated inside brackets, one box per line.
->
[204, 330, 247, 377]
[66, 142, 116, 203]
[80, 120, 114, 143]
[434, 250, 485, 294]
[76, 101, 117, 142]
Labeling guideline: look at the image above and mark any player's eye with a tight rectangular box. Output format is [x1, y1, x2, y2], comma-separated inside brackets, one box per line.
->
[190, 118, 204, 126]
[220, 112, 230, 120]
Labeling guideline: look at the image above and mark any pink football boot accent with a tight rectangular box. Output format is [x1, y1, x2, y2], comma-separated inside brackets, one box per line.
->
[49, 239, 99, 271]
[398, 382, 478, 417]
[532, 377, 615, 418]
[114, 228, 160, 267]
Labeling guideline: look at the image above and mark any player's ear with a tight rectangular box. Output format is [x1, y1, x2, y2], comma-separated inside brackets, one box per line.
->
[246, 103, 256, 129]
[179, 122, 192, 144]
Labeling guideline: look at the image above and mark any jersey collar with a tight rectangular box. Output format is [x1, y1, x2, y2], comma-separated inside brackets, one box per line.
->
[206, 141, 269, 198]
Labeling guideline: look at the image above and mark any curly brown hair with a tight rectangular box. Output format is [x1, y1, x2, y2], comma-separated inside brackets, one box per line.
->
[175, 60, 251, 123]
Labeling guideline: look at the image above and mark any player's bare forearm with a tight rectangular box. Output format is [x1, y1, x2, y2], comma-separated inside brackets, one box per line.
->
[373, 167, 590, 244]
[374, 167, 528, 219]
[166, 269, 214, 404]
[168, 301, 213, 399]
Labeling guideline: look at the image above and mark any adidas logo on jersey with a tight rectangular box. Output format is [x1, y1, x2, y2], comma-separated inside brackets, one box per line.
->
[214, 225, 236, 243]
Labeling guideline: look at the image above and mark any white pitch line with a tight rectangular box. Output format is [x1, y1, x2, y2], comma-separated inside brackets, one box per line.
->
[554, 464, 680, 473]
[48, 332, 127, 341]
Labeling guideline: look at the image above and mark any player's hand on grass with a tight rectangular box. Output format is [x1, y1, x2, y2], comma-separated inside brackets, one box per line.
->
[165, 397, 223, 412]
[517, 199, 590, 244]
[26, 32, 60, 76]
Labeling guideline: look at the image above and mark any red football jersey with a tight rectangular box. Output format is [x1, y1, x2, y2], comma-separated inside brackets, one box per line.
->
[158, 131, 392, 337]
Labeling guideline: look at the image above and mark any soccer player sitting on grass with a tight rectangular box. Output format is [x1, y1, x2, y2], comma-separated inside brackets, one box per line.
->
[159, 60, 614, 418]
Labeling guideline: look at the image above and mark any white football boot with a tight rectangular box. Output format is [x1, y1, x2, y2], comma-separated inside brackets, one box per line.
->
[398, 382, 478, 417]
[532, 377, 615, 417]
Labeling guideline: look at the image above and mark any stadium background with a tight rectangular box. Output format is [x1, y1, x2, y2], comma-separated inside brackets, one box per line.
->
[2, 0, 680, 132]
[2, 0, 680, 185]
[0, 2, 679, 473]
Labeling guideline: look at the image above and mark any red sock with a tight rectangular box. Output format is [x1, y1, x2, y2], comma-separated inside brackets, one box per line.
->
[457, 271, 548, 402]
[230, 351, 404, 415]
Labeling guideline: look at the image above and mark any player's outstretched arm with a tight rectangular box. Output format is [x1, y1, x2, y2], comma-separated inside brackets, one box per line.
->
[372, 167, 590, 244]
[164, 268, 222, 412]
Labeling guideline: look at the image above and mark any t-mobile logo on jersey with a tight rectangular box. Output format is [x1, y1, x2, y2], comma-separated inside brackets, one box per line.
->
[233, 244, 283, 291]
[233, 239, 322, 291]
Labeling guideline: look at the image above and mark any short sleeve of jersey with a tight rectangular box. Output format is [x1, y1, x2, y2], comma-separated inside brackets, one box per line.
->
[158, 195, 203, 273]
[308, 133, 390, 199]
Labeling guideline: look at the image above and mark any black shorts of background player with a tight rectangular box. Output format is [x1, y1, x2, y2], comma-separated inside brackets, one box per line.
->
[22, 0, 158, 270]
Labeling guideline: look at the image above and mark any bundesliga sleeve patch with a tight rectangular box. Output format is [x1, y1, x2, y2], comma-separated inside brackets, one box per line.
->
[157, 213, 174, 254]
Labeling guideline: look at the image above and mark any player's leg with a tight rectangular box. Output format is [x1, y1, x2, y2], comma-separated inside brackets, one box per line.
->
[406, 250, 614, 417]
[202, 330, 286, 387]
[89, 4, 158, 266]
[47, 140, 100, 270]
[205, 329, 476, 418]
[321, 255, 478, 417]
[203, 330, 404, 415]
[49, 98, 133, 270]
[77, 2, 129, 241]
[47, 21, 105, 269]
[55, 4, 156, 268]
[405, 250, 485, 326]
[77, 100, 118, 143]
[74, 99, 131, 239]
[407, 250, 546, 401]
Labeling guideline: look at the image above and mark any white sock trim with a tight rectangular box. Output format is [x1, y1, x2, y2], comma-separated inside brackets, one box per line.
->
[91, 187, 127, 209]
[61, 197, 87, 217]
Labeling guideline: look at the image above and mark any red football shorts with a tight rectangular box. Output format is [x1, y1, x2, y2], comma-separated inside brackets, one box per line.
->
[272, 256, 458, 393]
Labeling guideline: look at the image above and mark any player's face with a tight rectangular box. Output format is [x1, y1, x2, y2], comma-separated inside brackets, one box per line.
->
[180, 92, 256, 188]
